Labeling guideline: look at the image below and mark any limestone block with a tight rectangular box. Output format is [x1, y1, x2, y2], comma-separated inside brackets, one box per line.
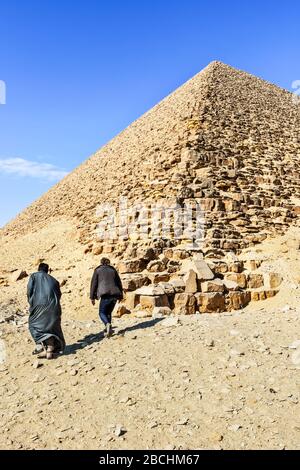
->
[247, 273, 264, 289]
[139, 294, 169, 309]
[113, 303, 130, 318]
[264, 272, 283, 289]
[227, 291, 251, 310]
[147, 259, 167, 272]
[124, 292, 139, 310]
[201, 279, 225, 293]
[181, 259, 214, 281]
[148, 272, 170, 283]
[197, 293, 226, 313]
[173, 293, 197, 315]
[184, 269, 198, 293]
[225, 273, 247, 288]
[223, 279, 240, 291]
[169, 278, 186, 293]
[118, 259, 148, 274]
[135, 285, 165, 296]
[122, 274, 151, 291]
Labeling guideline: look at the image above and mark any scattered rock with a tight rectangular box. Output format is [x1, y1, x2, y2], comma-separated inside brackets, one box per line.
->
[114, 425, 127, 437]
[10, 270, 28, 282]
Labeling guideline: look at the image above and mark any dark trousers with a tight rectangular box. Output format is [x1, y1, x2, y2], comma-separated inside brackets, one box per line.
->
[99, 296, 117, 326]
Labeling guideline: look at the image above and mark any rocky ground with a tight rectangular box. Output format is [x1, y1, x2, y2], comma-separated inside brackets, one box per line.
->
[1, 302, 300, 450]
[1, 223, 300, 450]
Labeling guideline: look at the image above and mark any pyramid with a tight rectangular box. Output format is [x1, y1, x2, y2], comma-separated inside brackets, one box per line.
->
[1, 61, 300, 317]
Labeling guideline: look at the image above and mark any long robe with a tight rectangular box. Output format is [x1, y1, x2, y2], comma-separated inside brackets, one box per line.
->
[27, 271, 65, 352]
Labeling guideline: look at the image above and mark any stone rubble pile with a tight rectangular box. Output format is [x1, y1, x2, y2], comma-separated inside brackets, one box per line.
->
[113, 249, 282, 317]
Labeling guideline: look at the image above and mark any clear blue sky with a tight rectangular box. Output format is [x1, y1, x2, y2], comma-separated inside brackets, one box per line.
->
[0, 0, 299, 227]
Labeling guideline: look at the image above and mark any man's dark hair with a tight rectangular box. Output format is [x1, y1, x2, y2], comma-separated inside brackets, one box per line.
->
[38, 263, 49, 273]
[100, 257, 110, 266]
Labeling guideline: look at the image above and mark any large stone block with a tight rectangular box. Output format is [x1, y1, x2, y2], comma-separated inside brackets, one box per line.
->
[250, 289, 278, 301]
[173, 293, 197, 315]
[228, 261, 244, 273]
[118, 258, 148, 274]
[147, 259, 167, 272]
[197, 293, 225, 313]
[122, 274, 151, 291]
[139, 294, 169, 309]
[135, 285, 165, 296]
[148, 272, 171, 283]
[227, 291, 251, 310]
[169, 278, 186, 293]
[181, 259, 214, 281]
[244, 259, 262, 271]
[184, 269, 198, 293]
[124, 292, 139, 310]
[201, 279, 225, 293]
[225, 273, 247, 289]
[247, 273, 264, 289]
[113, 303, 131, 318]
[264, 273, 283, 289]
[223, 279, 239, 291]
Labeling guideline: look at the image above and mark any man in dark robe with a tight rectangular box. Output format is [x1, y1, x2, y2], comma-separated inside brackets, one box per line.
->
[90, 258, 123, 337]
[27, 263, 65, 359]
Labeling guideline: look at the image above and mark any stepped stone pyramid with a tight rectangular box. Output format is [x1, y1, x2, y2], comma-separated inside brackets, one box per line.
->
[2, 61, 300, 315]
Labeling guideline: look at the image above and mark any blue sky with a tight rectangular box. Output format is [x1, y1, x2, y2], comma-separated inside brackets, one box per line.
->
[0, 0, 299, 227]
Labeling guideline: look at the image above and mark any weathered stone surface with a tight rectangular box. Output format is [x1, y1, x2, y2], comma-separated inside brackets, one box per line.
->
[135, 285, 165, 296]
[225, 273, 247, 289]
[152, 306, 172, 317]
[136, 247, 156, 261]
[247, 273, 264, 289]
[189, 260, 214, 281]
[113, 303, 131, 318]
[121, 274, 151, 291]
[92, 245, 103, 256]
[124, 292, 139, 310]
[148, 272, 170, 283]
[118, 259, 147, 274]
[264, 273, 283, 289]
[223, 279, 240, 291]
[1, 61, 293, 317]
[197, 293, 226, 313]
[201, 279, 225, 293]
[134, 310, 152, 318]
[139, 295, 169, 309]
[227, 291, 251, 310]
[158, 282, 176, 295]
[184, 270, 198, 293]
[250, 289, 278, 301]
[147, 259, 167, 273]
[228, 262, 244, 273]
[169, 278, 186, 293]
[209, 261, 228, 274]
[173, 294, 197, 315]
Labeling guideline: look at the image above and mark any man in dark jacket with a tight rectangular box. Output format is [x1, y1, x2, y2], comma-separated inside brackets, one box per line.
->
[90, 258, 123, 337]
[27, 263, 65, 359]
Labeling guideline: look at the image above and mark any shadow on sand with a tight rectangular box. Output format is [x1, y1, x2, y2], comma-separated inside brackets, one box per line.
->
[64, 317, 163, 356]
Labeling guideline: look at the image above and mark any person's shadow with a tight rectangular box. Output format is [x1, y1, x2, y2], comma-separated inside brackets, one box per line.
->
[63, 318, 164, 356]
[117, 317, 163, 336]
[64, 332, 104, 356]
